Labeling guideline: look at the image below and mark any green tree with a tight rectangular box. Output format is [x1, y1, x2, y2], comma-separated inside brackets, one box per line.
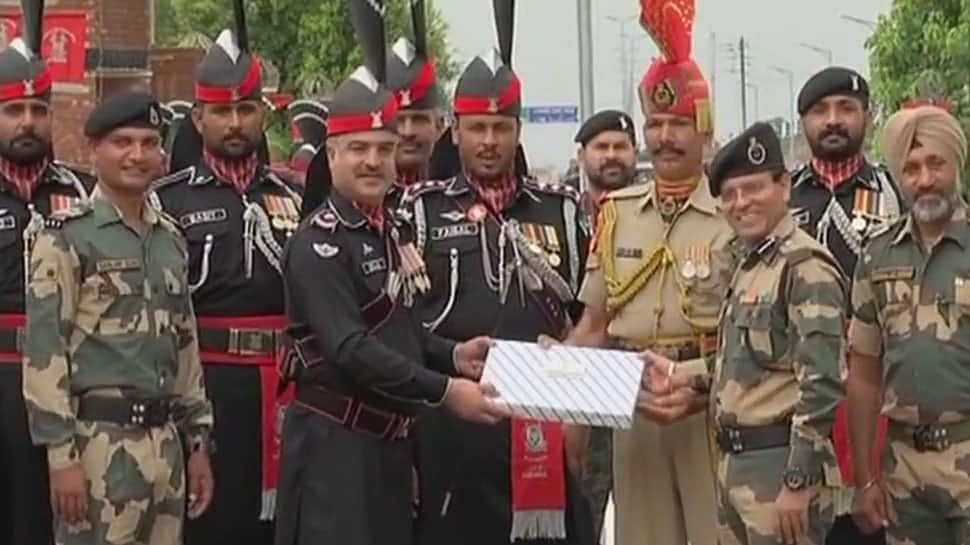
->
[866, 0, 970, 177]
[156, 0, 459, 96]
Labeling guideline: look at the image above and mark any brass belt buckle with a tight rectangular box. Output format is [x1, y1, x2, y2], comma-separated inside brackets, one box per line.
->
[228, 328, 274, 355]
[913, 425, 950, 452]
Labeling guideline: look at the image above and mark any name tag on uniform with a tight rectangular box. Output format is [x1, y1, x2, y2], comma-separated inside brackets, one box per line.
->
[871, 266, 914, 282]
[180, 208, 227, 229]
[361, 257, 387, 275]
[96, 258, 142, 273]
[431, 222, 479, 240]
[0, 216, 14, 231]
[615, 247, 643, 259]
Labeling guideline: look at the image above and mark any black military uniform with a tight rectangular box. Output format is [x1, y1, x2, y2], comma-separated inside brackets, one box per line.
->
[275, 3, 460, 544]
[405, 3, 594, 544]
[0, 3, 94, 544]
[151, 3, 301, 545]
[790, 67, 901, 545]
[790, 68, 904, 277]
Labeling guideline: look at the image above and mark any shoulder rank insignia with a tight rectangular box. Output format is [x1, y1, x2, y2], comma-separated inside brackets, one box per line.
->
[151, 166, 195, 192]
[45, 205, 90, 228]
[524, 178, 580, 201]
[401, 179, 450, 204]
[313, 242, 339, 258]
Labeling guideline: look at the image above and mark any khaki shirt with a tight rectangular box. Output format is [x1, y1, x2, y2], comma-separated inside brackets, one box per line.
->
[849, 206, 970, 425]
[579, 179, 735, 350]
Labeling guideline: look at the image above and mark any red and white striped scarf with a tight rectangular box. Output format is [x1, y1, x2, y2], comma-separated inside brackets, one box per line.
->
[467, 171, 518, 214]
[811, 154, 864, 191]
[355, 202, 385, 233]
[203, 149, 260, 195]
[0, 157, 49, 202]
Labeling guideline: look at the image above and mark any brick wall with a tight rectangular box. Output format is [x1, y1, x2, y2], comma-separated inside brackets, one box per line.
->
[151, 48, 205, 102]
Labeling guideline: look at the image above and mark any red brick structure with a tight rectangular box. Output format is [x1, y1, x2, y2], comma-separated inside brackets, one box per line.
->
[0, 0, 153, 169]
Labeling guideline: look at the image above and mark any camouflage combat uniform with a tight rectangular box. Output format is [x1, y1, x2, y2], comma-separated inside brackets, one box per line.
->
[22, 190, 213, 545]
[713, 214, 845, 545]
[848, 207, 970, 545]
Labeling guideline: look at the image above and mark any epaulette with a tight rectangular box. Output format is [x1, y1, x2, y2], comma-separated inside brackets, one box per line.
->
[603, 182, 651, 201]
[790, 163, 813, 187]
[780, 236, 845, 281]
[45, 203, 91, 229]
[311, 207, 339, 232]
[151, 166, 195, 192]
[523, 177, 580, 201]
[401, 178, 450, 203]
[49, 161, 93, 186]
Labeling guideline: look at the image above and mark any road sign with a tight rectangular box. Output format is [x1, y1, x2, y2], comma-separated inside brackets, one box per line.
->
[522, 105, 579, 124]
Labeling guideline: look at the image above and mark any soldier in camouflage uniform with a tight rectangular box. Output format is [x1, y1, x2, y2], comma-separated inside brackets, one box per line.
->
[22, 91, 214, 545]
[848, 105, 970, 545]
[647, 122, 846, 545]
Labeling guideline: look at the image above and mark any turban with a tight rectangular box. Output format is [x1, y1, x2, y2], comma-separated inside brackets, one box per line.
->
[881, 105, 967, 182]
[637, 0, 712, 134]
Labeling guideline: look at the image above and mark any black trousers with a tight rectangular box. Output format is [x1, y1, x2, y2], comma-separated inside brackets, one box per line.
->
[185, 365, 274, 545]
[274, 404, 414, 545]
[826, 514, 886, 545]
[0, 364, 53, 545]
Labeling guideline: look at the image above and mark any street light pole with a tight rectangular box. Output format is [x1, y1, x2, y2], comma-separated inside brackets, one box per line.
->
[800, 42, 833, 65]
[745, 82, 760, 121]
[769, 65, 797, 160]
[577, 0, 595, 122]
[606, 15, 638, 115]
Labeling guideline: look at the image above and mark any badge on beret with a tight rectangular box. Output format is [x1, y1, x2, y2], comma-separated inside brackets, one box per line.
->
[618, 115, 628, 130]
[149, 106, 160, 127]
[747, 137, 766, 166]
[652, 80, 676, 110]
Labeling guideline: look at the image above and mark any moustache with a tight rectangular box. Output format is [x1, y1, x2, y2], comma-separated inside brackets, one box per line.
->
[599, 160, 628, 172]
[222, 133, 251, 144]
[652, 143, 684, 157]
[820, 127, 849, 140]
[11, 133, 43, 146]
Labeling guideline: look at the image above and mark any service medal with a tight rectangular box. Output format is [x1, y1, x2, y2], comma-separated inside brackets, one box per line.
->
[851, 216, 867, 232]
[696, 263, 711, 279]
[548, 253, 562, 267]
[681, 259, 697, 280]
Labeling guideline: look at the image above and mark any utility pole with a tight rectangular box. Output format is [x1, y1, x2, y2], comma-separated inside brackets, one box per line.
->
[576, 0, 595, 122]
[739, 36, 748, 127]
[606, 15, 637, 115]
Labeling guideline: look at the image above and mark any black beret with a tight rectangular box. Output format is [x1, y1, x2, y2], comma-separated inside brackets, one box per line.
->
[575, 109, 636, 147]
[84, 91, 164, 139]
[708, 122, 785, 197]
[797, 67, 869, 115]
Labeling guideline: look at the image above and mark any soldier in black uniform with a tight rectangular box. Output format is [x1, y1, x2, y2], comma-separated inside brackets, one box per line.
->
[789, 67, 903, 545]
[300, 0, 444, 217]
[0, 3, 94, 544]
[403, 2, 595, 544]
[150, 2, 302, 545]
[274, 3, 508, 544]
[285, 97, 327, 180]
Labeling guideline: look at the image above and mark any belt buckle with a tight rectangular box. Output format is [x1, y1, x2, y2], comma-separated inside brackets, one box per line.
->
[914, 425, 950, 452]
[719, 427, 744, 454]
[130, 399, 170, 427]
[229, 328, 274, 356]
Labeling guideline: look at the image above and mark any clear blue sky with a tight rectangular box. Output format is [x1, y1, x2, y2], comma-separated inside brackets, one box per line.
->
[437, 0, 893, 172]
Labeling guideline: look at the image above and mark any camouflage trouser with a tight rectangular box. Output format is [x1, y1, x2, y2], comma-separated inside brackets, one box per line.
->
[580, 426, 613, 537]
[717, 448, 835, 545]
[882, 438, 970, 545]
[55, 421, 185, 545]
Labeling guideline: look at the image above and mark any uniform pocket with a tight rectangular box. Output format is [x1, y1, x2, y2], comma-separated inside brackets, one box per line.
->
[734, 302, 788, 370]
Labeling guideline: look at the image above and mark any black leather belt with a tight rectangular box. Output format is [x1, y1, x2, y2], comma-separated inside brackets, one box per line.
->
[198, 327, 278, 356]
[717, 422, 791, 454]
[77, 397, 176, 428]
[294, 383, 412, 441]
[889, 420, 970, 452]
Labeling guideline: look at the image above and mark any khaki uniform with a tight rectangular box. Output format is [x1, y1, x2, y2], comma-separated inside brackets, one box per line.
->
[849, 208, 970, 545]
[714, 216, 845, 545]
[579, 180, 733, 545]
[23, 191, 213, 545]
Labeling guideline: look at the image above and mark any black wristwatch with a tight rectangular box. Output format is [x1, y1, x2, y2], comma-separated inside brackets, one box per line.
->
[782, 467, 808, 491]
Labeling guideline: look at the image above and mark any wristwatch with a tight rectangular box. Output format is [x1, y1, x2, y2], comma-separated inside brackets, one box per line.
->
[782, 467, 808, 491]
